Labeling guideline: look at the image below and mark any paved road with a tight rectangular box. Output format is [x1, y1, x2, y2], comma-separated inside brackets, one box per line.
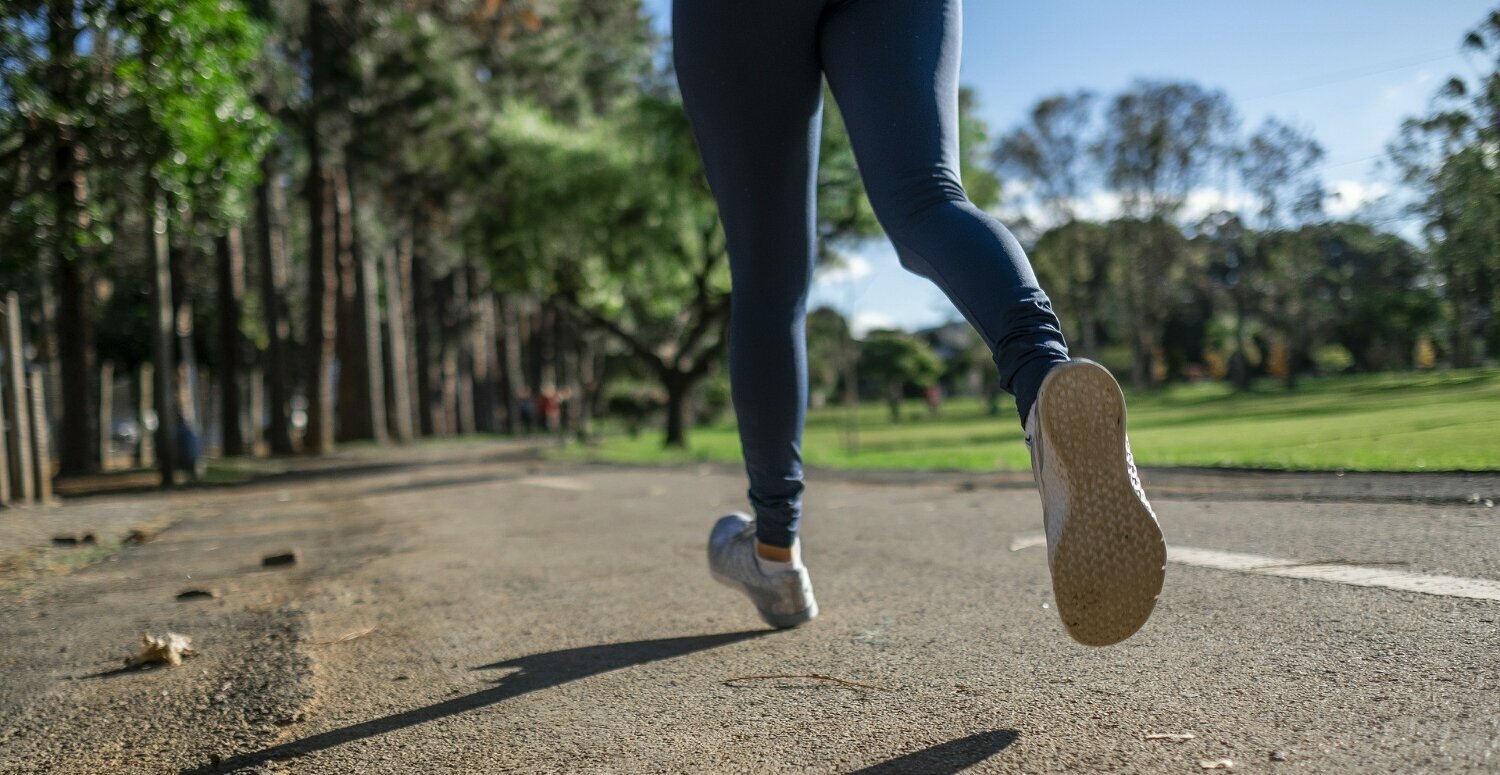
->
[0, 443, 1496, 773]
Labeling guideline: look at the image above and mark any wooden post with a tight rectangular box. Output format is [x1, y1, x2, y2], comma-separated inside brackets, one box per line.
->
[30, 371, 52, 504]
[150, 194, 177, 486]
[98, 360, 114, 471]
[136, 363, 154, 467]
[0, 299, 10, 505]
[0, 375, 9, 506]
[2, 292, 34, 505]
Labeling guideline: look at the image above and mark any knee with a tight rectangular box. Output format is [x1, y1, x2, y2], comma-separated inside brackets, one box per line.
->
[869, 170, 970, 248]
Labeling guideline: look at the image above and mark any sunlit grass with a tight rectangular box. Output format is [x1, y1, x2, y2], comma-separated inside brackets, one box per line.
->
[558, 368, 1500, 472]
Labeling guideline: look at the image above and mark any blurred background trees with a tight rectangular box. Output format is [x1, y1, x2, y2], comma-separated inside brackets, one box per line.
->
[0, 1, 1496, 485]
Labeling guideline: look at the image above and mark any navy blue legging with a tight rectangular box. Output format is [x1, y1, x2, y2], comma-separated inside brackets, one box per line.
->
[674, 0, 1070, 548]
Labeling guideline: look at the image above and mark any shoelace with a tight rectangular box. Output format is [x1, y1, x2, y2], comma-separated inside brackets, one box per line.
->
[1124, 439, 1153, 512]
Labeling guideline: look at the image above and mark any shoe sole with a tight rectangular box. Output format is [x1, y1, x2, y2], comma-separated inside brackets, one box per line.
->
[1036, 360, 1166, 647]
[709, 570, 819, 629]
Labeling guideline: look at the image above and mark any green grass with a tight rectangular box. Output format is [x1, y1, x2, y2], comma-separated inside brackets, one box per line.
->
[558, 368, 1500, 472]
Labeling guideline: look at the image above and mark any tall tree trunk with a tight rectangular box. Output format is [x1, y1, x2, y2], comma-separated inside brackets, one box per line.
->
[334, 164, 372, 442]
[169, 229, 199, 432]
[575, 334, 599, 441]
[148, 194, 177, 486]
[469, 269, 498, 434]
[537, 302, 556, 394]
[216, 227, 247, 456]
[412, 251, 438, 436]
[662, 371, 693, 448]
[54, 155, 95, 475]
[452, 267, 475, 435]
[304, 156, 338, 454]
[498, 293, 524, 434]
[248, 367, 264, 453]
[381, 245, 414, 442]
[1230, 299, 1251, 390]
[255, 154, 294, 455]
[439, 272, 462, 435]
[359, 233, 388, 443]
[303, 0, 338, 455]
[558, 311, 579, 435]
[390, 235, 420, 440]
[35, 264, 61, 433]
[49, 0, 96, 477]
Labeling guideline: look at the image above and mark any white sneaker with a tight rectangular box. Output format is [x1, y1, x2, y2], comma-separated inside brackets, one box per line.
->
[1026, 360, 1166, 646]
[707, 513, 818, 629]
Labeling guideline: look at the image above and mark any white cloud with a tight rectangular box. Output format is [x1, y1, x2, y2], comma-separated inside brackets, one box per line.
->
[850, 311, 896, 338]
[1379, 68, 1439, 108]
[1325, 179, 1391, 218]
[1010, 187, 1255, 230]
[814, 253, 872, 286]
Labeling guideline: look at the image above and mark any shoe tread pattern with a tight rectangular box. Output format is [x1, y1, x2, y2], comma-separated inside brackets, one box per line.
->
[1038, 361, 1167, 647]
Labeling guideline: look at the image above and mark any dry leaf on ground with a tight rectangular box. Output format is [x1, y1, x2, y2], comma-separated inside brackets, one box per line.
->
[127, 632, 198, 667]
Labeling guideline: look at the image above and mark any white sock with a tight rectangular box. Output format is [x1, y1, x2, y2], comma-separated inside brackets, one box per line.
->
[755, 542, 804, 575]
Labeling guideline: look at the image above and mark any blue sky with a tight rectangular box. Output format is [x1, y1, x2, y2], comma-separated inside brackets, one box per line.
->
[642, 0, 1494, 333]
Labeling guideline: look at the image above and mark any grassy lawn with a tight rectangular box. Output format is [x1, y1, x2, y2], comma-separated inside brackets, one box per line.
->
[559, 368, 1500, 473]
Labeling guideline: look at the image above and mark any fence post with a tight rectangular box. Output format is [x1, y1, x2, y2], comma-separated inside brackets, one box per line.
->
[30, 371, 52, 504]
[136, 363, 154, 467]
[0, 304, 9, 505]
[2, 292, 34, 505]
[99, 360, 114, 472]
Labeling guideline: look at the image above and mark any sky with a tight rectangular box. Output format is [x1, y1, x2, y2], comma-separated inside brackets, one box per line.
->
[641, 0, 1496, 334]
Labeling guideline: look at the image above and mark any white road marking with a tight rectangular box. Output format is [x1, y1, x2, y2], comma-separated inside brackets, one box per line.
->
[517, 476, 594, 492]
[1009, 534, 1048, 552]
[1010, 532, 1500, 602]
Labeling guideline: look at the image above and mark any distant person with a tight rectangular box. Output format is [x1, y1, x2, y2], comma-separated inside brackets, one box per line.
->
[678, 0, 1165, 645]
[175, 410, 203, 481]
[923, 383, 943, 418]
[536, 384, 562, 434]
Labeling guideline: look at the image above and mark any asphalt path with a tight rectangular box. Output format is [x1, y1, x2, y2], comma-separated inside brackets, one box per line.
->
[0, 443, 1495, 773]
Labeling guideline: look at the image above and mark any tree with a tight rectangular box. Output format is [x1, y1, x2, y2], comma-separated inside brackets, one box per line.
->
[477, 98, 729, 447]
[806, 306, 854, 408]
[995, 90, 1097, 225]
[1389, 11, 1500, 366]
[1028, 218, 1119, 358]
[1096, 80, 1237, 387]
[856, 331, 943, 423]
[2, 0, 269, 477]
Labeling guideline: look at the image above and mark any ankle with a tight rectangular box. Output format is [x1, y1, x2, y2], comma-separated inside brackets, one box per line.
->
[754, 540, 803, 573]
[756, 542, 794, 562]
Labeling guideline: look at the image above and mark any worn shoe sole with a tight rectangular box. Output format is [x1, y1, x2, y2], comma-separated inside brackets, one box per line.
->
[1036, 360, 1166, 647]
[709, 570, 819, 629]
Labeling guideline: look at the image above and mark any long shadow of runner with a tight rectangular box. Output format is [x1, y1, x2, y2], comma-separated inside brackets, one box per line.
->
[181, 630, 769, 774]
[847, 730, 1020, 774]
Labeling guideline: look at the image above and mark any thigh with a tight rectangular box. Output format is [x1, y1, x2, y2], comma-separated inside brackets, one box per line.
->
[818, 0, 964, 215]
[672, 0, 826, 214]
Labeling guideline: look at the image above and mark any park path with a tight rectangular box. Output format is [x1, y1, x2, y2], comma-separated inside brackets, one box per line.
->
[0, 441, 1497, 773]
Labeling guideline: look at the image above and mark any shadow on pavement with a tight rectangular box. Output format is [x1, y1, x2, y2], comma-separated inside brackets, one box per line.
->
[180, 630, 769, 773]
[846, 730, 1020, 774]
[362, 472, 520, 497]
